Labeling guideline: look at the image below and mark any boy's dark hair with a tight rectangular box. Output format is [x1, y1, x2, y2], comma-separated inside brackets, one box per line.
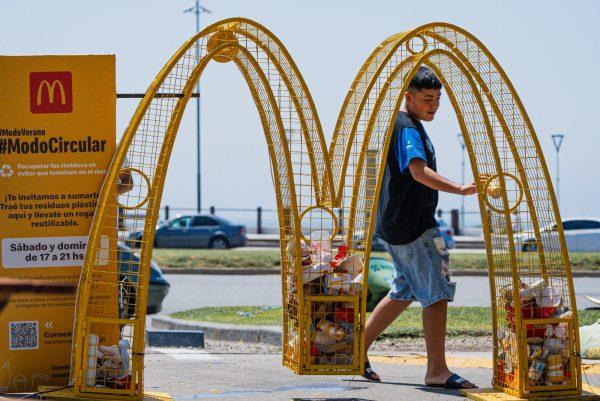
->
[408, 66, 442, 92]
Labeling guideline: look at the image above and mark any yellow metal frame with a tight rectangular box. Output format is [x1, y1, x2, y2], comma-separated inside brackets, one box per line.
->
[482, 172, 524, 214]
[329, 22, 579, 399]
[298, 205, 339, 243]
[71, 19, 578, 400]
[116, 168, 151, 210]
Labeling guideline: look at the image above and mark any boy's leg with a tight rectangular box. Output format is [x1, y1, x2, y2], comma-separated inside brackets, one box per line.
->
[422, 299, 452, 384]
[365, 297, 411, 350]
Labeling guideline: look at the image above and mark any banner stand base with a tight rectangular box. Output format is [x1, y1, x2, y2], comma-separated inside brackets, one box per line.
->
[461, 385, 600, 401]
[35, 387, 173, 401]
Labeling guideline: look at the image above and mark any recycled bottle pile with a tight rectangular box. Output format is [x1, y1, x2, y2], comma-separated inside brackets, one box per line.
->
[86, 334, 132, 389]
[498, 280, 572, 388]
[300, 230, 364, 366]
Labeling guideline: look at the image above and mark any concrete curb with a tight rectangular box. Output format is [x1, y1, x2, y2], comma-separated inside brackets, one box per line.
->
[146, 329, 205, 347]
[151, 315, 282, 345]
[161, 267, 600, 277]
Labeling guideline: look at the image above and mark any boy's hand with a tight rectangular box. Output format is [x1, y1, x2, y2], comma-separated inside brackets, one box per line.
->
[459, 181, 477, 195]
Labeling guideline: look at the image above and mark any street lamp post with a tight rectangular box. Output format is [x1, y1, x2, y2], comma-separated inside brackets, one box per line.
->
[457, 133, 466, 235]
[184, 1, 212, 214]
[551, 133, 565, 207]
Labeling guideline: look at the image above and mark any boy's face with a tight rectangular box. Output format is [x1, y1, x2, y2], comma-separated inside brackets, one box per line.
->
[405, 88, 442, 122]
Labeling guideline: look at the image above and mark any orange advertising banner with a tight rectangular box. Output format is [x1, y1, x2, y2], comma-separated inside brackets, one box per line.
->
[0, 55, 116, 392]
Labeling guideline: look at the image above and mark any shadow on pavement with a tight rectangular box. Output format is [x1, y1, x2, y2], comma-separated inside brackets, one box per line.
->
[342, 379, 464, 398]
[292, 399, 376, 401]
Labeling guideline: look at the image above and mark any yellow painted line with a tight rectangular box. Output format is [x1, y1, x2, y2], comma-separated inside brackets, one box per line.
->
[371, 354, 493, 369]
[584, 365, 600, 375]
[371, 355, 600, 376]
[583, 383, 600, 396]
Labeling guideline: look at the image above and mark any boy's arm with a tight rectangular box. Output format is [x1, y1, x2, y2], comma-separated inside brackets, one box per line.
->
[408, 158, 476, 195]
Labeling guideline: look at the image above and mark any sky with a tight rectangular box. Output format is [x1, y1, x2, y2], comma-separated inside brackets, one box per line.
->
[1, 0, 599, 229]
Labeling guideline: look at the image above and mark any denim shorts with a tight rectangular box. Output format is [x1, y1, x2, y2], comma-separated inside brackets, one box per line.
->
[385, 227, 456, 307]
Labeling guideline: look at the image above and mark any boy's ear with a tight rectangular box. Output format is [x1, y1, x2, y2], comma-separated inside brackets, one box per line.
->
[404, 90, 412, 104]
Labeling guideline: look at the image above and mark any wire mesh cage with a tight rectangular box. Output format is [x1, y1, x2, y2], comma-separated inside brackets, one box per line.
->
[330, 23, 581, 399]
[70, 18, 365, 399]
[70, 18, 580, 400]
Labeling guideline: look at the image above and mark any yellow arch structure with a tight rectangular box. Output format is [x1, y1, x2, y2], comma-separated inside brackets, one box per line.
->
[330, 23, 580, 399]
[69, 19, 579, 400]
[69, 18, 334, 400]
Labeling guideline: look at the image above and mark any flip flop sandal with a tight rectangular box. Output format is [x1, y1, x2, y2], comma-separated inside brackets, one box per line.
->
[426, 373, 477, 389]
[362, 359, 381, 382]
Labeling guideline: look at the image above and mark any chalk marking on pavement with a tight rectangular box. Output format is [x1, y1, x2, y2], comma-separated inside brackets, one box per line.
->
[148, 347, 220, 361]
[372, 354, 600, 375]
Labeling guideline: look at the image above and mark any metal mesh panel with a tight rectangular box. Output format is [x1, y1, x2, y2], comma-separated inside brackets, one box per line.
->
[330, 23, 579, 398]
[71, 19, 579, 399]
[70, 17, 339, 397]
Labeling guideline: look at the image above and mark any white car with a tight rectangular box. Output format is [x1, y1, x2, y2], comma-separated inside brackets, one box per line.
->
[515, 217, 600, 253]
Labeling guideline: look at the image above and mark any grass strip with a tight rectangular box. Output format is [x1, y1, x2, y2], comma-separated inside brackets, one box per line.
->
[152, 249, 281, 269]
[153, 248, 600, 271]
[170, 306, 600, 338]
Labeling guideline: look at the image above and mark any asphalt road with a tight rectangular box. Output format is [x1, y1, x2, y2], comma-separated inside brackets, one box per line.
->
[159, 274, 600, 314]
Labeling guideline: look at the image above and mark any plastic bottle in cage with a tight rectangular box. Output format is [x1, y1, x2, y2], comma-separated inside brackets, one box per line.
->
[317, 318, 345, 341]
[546, 354, 564, 383]
[86, 334, 99, 386]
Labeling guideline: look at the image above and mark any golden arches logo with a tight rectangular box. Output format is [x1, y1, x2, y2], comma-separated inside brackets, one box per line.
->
[29, 71, 72, 113]
[36, 79, 66, 105]
[70, 19, 579, 400]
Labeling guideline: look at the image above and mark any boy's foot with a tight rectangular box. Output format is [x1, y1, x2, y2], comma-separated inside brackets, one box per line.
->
[362, 359, 381, 382]
[425, 373, 477, 389]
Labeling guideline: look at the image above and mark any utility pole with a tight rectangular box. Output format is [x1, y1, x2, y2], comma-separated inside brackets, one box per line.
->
[551, 133, 565, 207]
[184, 1, 212, 213]
[457, 133, 466, 235]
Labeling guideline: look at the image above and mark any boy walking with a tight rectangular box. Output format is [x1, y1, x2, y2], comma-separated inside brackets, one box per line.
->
[363, 66, 477, 389]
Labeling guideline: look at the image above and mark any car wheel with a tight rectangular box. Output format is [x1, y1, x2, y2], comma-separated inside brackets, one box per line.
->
[523, 242, 538, 252]
[210, 236, 229, 249]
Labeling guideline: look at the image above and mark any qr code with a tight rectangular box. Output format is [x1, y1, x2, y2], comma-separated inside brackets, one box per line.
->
[9, 321, 39, 350]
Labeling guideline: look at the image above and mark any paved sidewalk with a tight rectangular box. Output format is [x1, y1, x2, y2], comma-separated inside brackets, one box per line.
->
[143, 347, 600, 401]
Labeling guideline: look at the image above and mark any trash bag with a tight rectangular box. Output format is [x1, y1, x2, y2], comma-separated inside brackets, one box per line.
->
[579, 320, 600, 358]
[366, 257, 395, 311]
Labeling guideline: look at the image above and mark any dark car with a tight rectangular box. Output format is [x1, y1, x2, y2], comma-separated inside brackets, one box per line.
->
[370, 219, 456, 252]
[127, 214, 247, 249]
[118, 245, 170, 315]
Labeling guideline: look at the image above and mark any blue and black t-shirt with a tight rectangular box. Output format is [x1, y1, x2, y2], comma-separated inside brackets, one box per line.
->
[375, 111, 439, 245]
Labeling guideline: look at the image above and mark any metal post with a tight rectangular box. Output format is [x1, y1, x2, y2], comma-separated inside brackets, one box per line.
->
[451, 209, 460, 235]
[194, 0, 201, 214]
[551, 134, 565, 206]
[209, 206, 215, 215]
[184, 1, 212, 214]
[457, 133, 466, 235]
[337, 208, 344, 236]
[257, 206, 263, 234]
[165, 205, 170, 221]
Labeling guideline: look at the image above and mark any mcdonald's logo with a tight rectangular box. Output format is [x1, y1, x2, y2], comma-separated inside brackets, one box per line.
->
[29, 71, 73, 113]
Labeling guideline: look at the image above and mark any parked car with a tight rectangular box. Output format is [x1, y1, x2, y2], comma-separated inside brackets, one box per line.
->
[118, 245, 170, 315]
[371, 219, 455, 251]
[127, 214, 247, 249]
[437, 219, 456, 249]
[515, 217, 600, 253]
